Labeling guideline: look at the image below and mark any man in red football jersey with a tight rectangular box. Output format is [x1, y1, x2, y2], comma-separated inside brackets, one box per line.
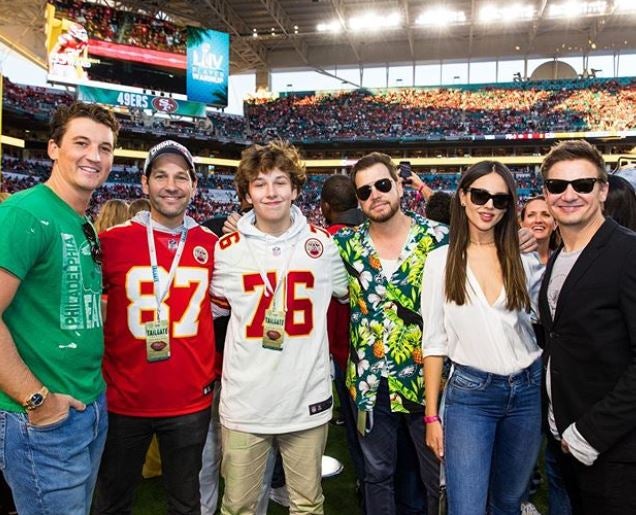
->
[93, 140, 217, 514]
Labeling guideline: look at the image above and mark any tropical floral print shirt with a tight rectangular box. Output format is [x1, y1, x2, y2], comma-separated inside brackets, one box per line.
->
[334, 212, 449, 413]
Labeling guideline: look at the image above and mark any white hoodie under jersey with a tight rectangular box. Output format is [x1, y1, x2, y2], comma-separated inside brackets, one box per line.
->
[211, 205, 348, 434]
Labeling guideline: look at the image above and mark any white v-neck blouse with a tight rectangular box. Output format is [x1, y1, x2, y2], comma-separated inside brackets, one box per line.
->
[421, 245, 543, 375]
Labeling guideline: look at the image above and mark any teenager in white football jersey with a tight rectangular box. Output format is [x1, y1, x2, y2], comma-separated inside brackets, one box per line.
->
[211, 140, 347, 515]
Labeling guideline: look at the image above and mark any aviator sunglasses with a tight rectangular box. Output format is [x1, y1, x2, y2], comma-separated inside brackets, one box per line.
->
[544, 178, 600, 195]
[355, 178, 393, 201]
[82, 220, 103, 266]
[466, 188, 512, 210]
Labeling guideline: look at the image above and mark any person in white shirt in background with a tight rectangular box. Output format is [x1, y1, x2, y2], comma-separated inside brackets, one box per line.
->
[421, 160, 543, 515]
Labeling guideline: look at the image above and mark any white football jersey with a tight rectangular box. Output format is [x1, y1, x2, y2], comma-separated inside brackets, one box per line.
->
[212, 206, 348, 433]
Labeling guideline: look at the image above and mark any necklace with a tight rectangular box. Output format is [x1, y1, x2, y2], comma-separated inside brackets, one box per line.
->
[469, 239, 495, 246]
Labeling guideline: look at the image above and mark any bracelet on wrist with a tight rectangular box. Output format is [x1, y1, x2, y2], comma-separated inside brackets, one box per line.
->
[424, 415, 440, 424]
[416, 185, 426, 203]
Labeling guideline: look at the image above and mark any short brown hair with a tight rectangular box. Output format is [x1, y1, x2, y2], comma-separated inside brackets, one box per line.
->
[235, 140, 306, 200]
[351, 152, 397, 184]
[50, 101, 120, 147]
[540, 140, 607, 182]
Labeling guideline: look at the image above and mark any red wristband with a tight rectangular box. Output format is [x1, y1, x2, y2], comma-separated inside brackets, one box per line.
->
[424, 415, 440, 424]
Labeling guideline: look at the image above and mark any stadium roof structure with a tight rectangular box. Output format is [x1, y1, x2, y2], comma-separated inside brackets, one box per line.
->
[0, 0, 635, 79]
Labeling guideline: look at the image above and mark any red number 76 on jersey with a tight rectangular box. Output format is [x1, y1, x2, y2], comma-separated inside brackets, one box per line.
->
[243, 271, 315, 338]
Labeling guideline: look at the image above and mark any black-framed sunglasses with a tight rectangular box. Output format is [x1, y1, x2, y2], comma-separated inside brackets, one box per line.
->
[544, 178, 601, 195]
[356, 178, 393, 201]
[82, 220, 103, 266]
[467, 188, 512, 210]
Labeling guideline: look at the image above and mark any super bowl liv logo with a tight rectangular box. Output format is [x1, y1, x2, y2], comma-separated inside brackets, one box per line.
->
[192, 42, 225, 84]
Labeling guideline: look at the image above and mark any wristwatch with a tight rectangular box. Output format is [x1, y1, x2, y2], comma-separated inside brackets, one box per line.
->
[23, 386, 49, 411]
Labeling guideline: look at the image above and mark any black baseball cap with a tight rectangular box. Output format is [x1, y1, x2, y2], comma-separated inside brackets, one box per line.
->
[144, 140, 196, 180]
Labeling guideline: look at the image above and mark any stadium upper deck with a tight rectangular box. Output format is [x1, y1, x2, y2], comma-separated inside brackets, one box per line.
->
[3, 76, 635, 165]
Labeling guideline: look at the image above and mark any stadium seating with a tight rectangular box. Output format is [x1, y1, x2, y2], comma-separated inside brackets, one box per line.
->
[245, 78, 636, 142]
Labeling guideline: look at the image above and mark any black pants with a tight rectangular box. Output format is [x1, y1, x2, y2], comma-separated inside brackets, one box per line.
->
[93, 408, 211, 515]
[0, 473, 15, 515]
[554, 439, 636, 515]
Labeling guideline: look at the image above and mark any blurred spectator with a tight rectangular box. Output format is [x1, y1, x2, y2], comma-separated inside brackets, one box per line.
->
[128, 198, 151, 217]
[605, 175, 636, 231]
[94, 198, 129, 233]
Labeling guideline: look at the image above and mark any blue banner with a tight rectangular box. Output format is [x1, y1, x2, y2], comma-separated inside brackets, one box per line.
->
[187, 28, 229, 106]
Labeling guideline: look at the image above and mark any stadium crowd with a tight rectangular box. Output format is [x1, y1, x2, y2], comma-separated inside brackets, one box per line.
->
[52, 0, 187, 53]
[4, 79, 247, 141]
[246, 78, 636, 142]
[5, 77, 636, 146]
[0, 156, 544, 225]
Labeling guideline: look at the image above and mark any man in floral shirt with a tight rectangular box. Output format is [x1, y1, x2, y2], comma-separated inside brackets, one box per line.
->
[334, 152, 448, 515]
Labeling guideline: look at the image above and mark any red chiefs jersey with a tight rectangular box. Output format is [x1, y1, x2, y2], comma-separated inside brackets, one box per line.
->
[57, 33, 87, 53]
[100, 216, 217, 417]
[326, 223, 352, 370]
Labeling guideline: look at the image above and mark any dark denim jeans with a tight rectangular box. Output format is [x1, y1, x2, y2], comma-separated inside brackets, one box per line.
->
[93, 408, 211, 515]
[0, 392, 107, 515]
[357, 378, 440, 515]
[544, 435, 572, 515]
[395, 423, 428, 515]
[333, 361, 366, 484]
[443, 360, 542, 515]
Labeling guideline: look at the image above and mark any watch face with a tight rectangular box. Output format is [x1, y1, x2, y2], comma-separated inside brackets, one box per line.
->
[29, 393, 44, 408]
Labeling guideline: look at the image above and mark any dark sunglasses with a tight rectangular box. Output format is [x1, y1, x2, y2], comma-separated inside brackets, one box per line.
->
[82, 221, 103, 266]
[544, 178, 600, 195]
[467, 188, 512, 210]
[356, 178, 393, 201]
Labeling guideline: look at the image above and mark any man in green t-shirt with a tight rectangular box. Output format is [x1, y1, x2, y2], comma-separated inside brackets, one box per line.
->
[0, 101, 119, 515]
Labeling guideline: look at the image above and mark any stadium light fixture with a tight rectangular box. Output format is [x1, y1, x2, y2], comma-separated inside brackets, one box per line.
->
[317, 20, 342, 33]
[416, 7, 466, 26]
[348, 12, 402, 31]
[478, 4, 535, 23]
[615, 0, 636, 13]
[548, 1, 608, 18]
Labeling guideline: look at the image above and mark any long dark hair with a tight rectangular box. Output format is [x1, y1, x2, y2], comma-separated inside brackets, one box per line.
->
[605, 175, 636, 231]
[445, 161, 530, 311]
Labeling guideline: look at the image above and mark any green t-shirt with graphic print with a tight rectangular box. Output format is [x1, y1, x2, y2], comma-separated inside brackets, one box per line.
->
[0, 184, 105, 412]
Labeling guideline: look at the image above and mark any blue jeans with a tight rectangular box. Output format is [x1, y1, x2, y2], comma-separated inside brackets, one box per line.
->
[357, 378, 440, 515]
[545, 435, 572, 515]
[0, 392, 107, 515]
[443, 360, 542, 515]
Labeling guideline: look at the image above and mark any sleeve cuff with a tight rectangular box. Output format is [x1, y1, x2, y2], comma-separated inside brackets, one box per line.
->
[563, 423, 600, 466]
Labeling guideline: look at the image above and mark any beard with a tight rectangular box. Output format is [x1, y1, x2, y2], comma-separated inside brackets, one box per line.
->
[363, 199, 400, 223]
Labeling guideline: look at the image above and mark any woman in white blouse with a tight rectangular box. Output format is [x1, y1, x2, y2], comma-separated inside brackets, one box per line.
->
[421, 161, 543, 515]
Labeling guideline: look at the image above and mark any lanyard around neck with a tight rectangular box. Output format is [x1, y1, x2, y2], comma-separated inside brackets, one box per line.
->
[146, 221, 187, 320]
[245, 234, 298, 311]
